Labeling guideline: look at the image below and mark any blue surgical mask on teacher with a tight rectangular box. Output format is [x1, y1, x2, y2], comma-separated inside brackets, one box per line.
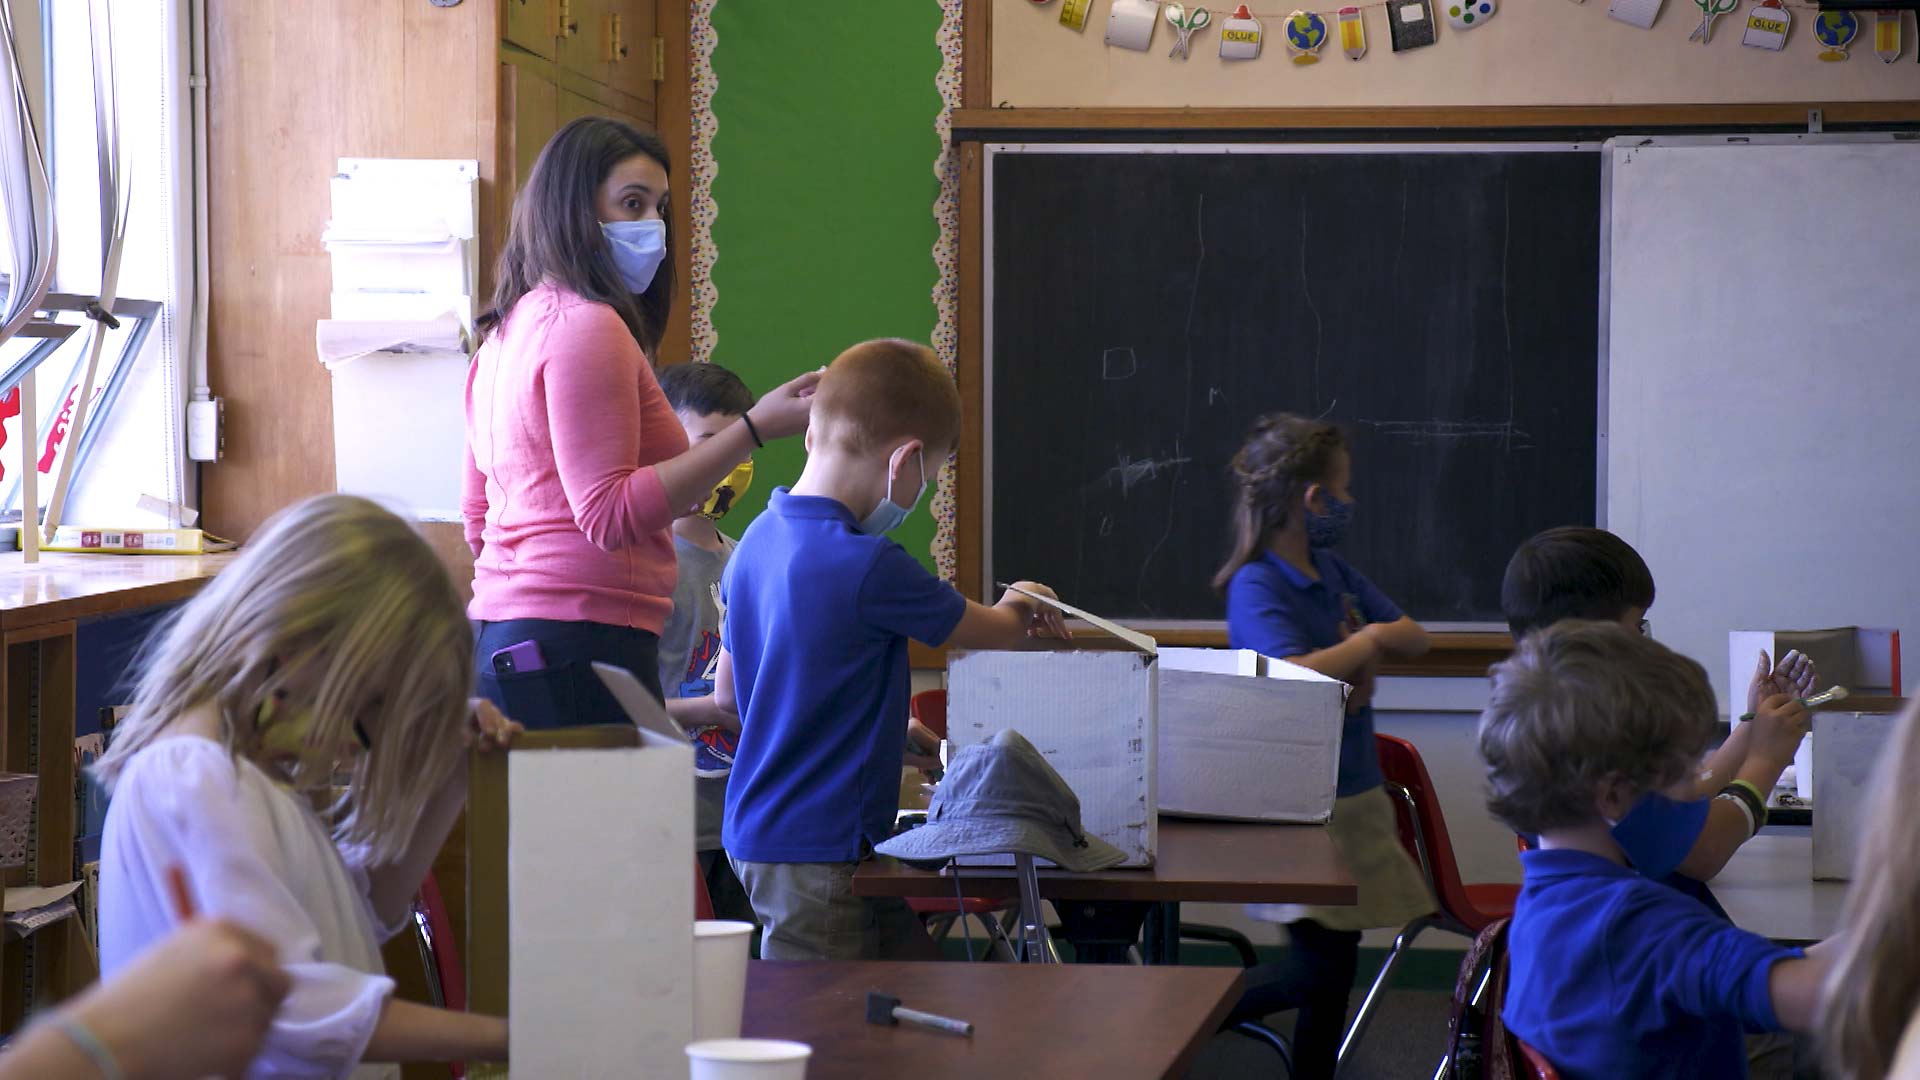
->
[858, 448, 928, 537]
[1607, 791, 1711, 882]
[1305, 492, 1355, 549]
[601, 218, 666, 294]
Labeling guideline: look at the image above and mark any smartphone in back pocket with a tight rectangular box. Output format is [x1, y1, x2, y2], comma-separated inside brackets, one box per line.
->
[490, 640, 546, 675]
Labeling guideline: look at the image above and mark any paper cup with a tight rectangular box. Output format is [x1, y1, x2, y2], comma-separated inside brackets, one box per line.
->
[693, 920, 756, 1040]
[686, 1038, 811, 1080]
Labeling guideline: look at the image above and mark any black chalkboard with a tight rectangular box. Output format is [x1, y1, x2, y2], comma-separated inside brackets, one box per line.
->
[988, 147, 1600, 624]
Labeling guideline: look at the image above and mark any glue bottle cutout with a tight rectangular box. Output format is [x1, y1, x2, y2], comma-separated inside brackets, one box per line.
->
[1813, 9, 1858, 61]
[1741, 0, 1789, 49]
[1105, 0, 1159, 51]
[1446, 0, 1497, 31]
[1059, 0, 1093, 32]
[1875, 10, 1903, 63]
[1338, 7, 1367, 58]
[1220, 5, 1263, 59]
[1388, 0, 1438, 51]
[1607, 0, 1663, 30]
[1284, 10, 1331, 64]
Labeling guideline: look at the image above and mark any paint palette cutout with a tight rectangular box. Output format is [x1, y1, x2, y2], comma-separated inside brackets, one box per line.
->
[1446, 0, 1497, 30]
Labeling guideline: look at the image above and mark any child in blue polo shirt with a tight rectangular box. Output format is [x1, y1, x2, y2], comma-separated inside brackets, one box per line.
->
[1502, 527, 1814, 895]
[1215, 413, 1433, 1080]
[1479, 620, 1830, 1080]
[712, 338, 1067, 962]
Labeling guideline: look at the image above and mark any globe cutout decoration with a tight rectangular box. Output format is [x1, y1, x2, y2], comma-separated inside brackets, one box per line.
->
[1285, 10, 1330, 64]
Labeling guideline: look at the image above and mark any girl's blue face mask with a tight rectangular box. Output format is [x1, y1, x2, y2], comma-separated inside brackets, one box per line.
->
[1305, 492, 1355, 549]
[1607, 791, 1711, 881]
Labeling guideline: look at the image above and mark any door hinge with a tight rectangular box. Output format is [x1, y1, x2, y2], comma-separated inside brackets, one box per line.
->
[652, 36, 666, 81]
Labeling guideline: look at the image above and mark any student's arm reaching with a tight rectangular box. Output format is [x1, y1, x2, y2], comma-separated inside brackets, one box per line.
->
[1674, 694, 1809, 882]
[668, 693, 739, 733]
[713, 648, 739, 720]
[1363, 616, 1430, 659]
[942, 582, 1070, 651]
[1767, 939, 1835, 1033]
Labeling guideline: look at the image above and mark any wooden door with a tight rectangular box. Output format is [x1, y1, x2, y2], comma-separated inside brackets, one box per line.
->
[551, 0, 607, 82]
[559, 87, 603, 128]
[603, 0, 658, 108]
[502, 0, 554, 58]
[506, 59, 560, 200]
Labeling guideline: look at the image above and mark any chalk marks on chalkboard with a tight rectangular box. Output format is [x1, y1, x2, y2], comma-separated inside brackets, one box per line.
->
[1357, 418, 1535, 451]
[1094, 445, 1195, 497]
[1101, 347, 1139, 380]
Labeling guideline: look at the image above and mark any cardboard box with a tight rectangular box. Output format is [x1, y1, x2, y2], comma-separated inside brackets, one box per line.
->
[1812, 710, 1899, 881]
[509, 728, 693, 1077]
[1729, 627, 1902, 801]
[948, 648, 1159, 868]
[1158, 648, 1348, 824]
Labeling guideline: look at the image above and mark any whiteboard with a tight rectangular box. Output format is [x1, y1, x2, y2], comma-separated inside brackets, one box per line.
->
[1604, 134, 1920, 712]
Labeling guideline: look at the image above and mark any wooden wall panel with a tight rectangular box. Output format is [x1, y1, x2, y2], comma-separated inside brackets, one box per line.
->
[204, 0, 498, 544]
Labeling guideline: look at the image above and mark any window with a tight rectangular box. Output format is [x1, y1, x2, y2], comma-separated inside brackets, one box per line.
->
[0, 0, 188, 529]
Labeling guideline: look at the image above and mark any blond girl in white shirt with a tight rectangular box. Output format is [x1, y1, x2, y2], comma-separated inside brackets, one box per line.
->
[95, 494, 514, 1079]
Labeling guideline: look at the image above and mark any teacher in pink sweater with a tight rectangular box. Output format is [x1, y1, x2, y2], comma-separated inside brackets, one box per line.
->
[462, 117, 817, 729]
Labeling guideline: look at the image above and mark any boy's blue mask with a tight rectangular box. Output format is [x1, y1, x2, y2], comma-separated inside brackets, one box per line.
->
[1608, 791, 1711, 882]
[1305, 492, 1355, 549]
[857, 447, 927, 536]
[601, 218, 666, 294]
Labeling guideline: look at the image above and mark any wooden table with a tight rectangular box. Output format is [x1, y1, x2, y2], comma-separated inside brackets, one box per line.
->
[856, 818, 1354, 963]
[744, 960, 1245, 1079]
[0, 552, 229, 1029]
[1714, 829, 1846, 946]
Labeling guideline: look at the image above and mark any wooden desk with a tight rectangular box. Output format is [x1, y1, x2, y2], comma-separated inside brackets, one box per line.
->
[1714, 830, 1845, 946]
[744, 960, 1244, 1080]
[853, 818, 1356, 906]
[0, 552, 229, 1030]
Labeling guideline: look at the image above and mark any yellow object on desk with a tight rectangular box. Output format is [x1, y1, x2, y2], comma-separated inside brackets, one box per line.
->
[37, 527, 236, 555]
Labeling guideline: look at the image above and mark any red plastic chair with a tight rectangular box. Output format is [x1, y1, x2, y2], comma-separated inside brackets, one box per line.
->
[1337, 735, 1522, 1069]
[910, 688, 948, 740]
[1519, 1040, 1562, 1080]
[412, 872, 467, 1079]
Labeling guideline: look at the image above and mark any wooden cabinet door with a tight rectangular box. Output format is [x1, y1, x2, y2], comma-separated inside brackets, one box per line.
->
[508, 60, 560, 202]
[552, 0, 608, 82]
[559, 87, 603, 128]
[502, 0, 555, 59]
[602, 0, 658, 110]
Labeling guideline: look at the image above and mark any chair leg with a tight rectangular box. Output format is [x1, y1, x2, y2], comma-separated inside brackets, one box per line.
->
[1232, 1021, 1294, 1076]
[1335, 914, 1438, 1074]
[1181, 922, 1260, 967]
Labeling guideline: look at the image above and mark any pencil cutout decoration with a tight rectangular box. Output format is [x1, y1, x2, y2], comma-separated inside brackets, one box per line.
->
[1875, 10, 1902, 63]
[1338, 7, 1367, 58]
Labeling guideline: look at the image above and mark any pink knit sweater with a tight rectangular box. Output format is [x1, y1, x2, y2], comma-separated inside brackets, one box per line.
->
[461, 283, 688, 632]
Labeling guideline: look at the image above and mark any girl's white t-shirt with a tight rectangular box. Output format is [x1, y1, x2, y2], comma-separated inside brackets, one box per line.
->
[99, 735, 404, 1080]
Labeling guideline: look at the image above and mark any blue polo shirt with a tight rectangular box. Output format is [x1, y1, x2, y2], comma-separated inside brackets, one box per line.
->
[1225, 549, 1402, 796]
[720, 489, 968, 864]
[1505, 848, 1799, 1080]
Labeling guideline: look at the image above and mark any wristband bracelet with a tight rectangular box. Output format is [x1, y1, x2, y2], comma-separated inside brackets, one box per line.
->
[1721, 779, 1770, 831]
[1715, 791, 1759, 840]
[54, 1017, 124, 1080]
[740, 414, 766, 448]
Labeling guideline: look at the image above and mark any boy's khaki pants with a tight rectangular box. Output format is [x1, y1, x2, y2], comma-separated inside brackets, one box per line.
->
[732, 857, 943, 962]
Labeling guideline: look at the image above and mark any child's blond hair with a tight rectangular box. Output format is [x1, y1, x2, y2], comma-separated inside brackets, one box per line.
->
[1478, 620, 1716, 835]
[808, 339, 960, 456]
[1820, 696, 1920, 1080]
[94, 494, 472, 864]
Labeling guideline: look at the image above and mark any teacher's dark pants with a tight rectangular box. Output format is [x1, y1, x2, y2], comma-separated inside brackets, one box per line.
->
[473, 618, 663, 730]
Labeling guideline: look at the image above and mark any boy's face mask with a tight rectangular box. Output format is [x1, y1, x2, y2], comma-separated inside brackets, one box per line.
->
[857, 446, 928, 537]
[700, 459, 754, 521]
[1605, 791, 1711, 881]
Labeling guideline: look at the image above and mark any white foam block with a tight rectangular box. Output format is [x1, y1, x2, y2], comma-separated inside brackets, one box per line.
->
[511, 744, 694, 1078]
[948, 649, 1158, 867]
